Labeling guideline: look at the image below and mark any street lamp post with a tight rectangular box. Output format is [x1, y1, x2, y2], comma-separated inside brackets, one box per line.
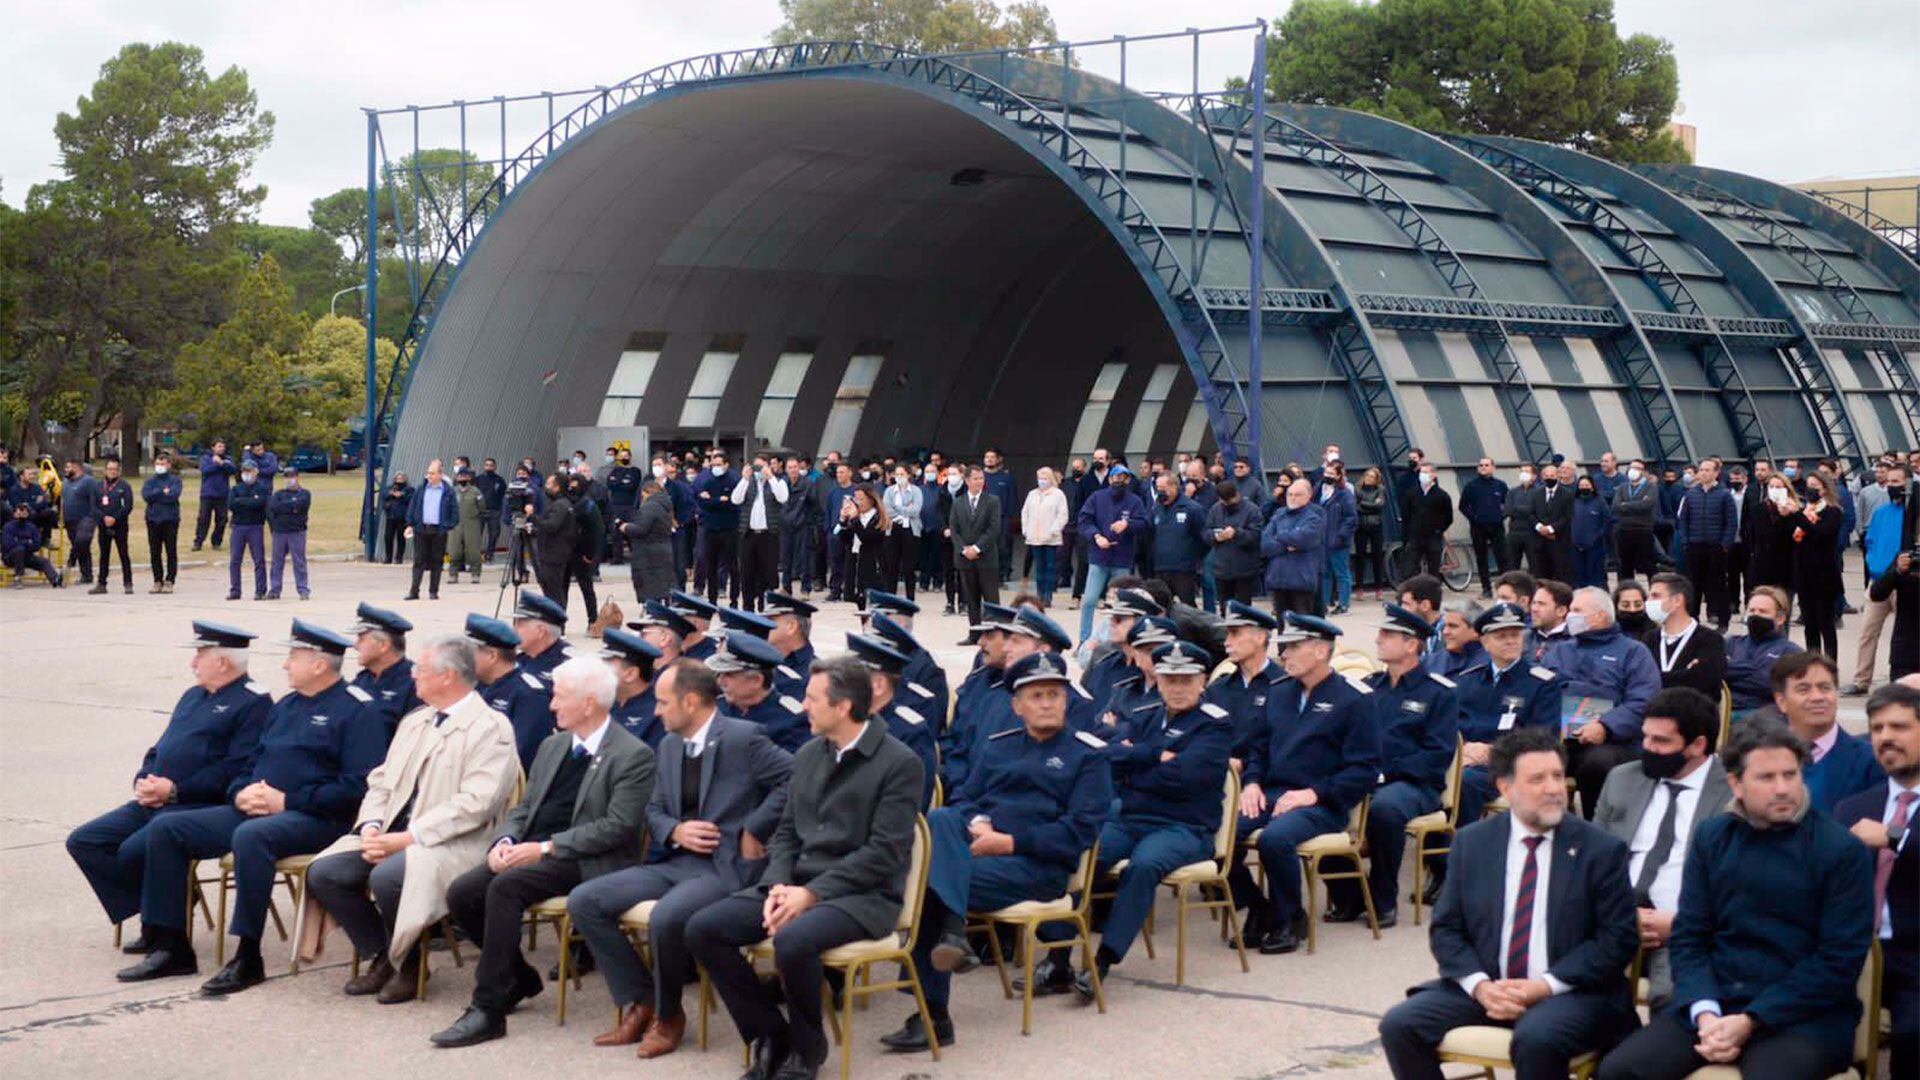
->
[330, 283, 368, 318]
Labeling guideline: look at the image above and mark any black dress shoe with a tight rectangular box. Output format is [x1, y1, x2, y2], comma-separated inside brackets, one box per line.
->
[121, 928, 157, 955]
[928, 928, 978, 974]
[1258, 925, 1302, 955]
[116, 946, 198, 982]
[1233, 906, 1269, 948]
[547, 942, 595, 981]
[772, 1057, 822, 1080]
[505, 964, 545, 1011]
[200, 954, 266, 995]
[1421, 870, 1445, 907]
[1374, 908, 1399, 929]
[1073, 958, 1111, 1001]
[1009, 957, 1075, 996]
[403, 592, 420, 601]
[1322, 903, 1366, 924]
[878, 1012, 955, 1052]
[741, 1035, 790, 1079]
[430, 1006, 506, 1048]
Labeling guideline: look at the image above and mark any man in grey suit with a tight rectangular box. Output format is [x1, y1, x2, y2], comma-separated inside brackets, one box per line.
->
[948, 466, 1001, 640]
[686, 653, 925, 1080]
[431, 655, 657, 1048]
[1590, 686, 1731, 1006]
[569, 659, 793, 1057]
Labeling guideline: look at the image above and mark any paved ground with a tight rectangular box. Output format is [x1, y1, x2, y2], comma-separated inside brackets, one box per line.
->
[0, 559, 1883, 1078]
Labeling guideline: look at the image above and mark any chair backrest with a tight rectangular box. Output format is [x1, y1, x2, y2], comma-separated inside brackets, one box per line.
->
[1716, 684, 1732, 751]
[1212, 769, 1241, 863]
[1441, 736, 1465, 827]
[929, 774, 945, 811]
[1345, 797, 1369, 839]
[1854, 940, 1882, 1074]
[1069, 842, 1100, 916]
[895, 815, 933, 937]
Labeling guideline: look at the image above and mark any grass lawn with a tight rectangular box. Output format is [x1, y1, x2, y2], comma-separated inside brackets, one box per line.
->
[40, 470, 376, 571]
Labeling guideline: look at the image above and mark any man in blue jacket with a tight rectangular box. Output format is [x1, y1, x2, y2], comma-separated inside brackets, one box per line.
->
[1261, 478, 1326, 620]
[1596, 720, 1874, 1080]
[193, 440, 236, 551]
[142, 451, 184, 593]
[1318, 465, 1358, 615]
[88, 454, 136, 595]
[1458, 458, 1508, 598]
[225, 461, 270, 601]
[1771, 651, 1884, 813]
[1076, 465, 1148, 646]
[1725, 586, 1800, 717]
[266, 469, 313, 600]
[1147, 472, 1208, 606]
[1676, 459, 1737, 630]
[1546, 586, 1661, 816]
[696, 451, 742, 606]
[242, 439, 279, 490]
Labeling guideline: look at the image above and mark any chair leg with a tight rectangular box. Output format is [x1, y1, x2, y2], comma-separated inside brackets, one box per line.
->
[1019, 922, 1037, 1036]
[417, 935, 431, 1000]
[1220, 882, 1250, 972]
[287, 871, 307, 975]
[902, 953, 940, 1065]
[1076, 915, 1105, 1014]
[1410, 843, 1425, 927]
[838, 964, 855, 1076]
[1175, 887, 1188, 986]
[114, 921, 123, 948]
[823, 972, 845, 1046]
[1356, 868, 1381, 941]
[1303, 860, 1318, 955]
[698, 968, 712, 1051]
[555, 916, 571, 1025]
[983, 924, 1014, 999]
[446, 920, 464, 967]
[216, 870, 230, 966]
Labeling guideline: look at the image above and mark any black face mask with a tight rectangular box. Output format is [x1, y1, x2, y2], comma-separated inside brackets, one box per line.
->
[1617, 611, 1652, 635]
[1071, 467, 1084, 477]
[1640, 748, 1689, 780]
[1745, 615, 1778, 639]
[1890, 485, 1908, 503]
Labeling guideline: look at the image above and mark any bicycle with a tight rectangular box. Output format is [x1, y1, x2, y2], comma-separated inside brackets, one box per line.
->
[1386, 538, 1476, 594]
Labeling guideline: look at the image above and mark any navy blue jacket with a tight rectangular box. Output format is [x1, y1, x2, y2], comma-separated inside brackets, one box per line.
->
[1723, 631, 1801, 711]
[613, 687, 662, 748]
[1457, 475, 1508, 528]
[1543, 625, 1661, 742]
[878, 698, 939, 808]
[1078, 485, 1150, 569]
[230, 679, 384, 827]
[950, 723, 1113, 869]
[1082, 648, 1133, 718]
[5, 481, 51, 518]
[1571, 491, 1612, 550]
[91, 478, 134, 526]
[1260, 501, 1326, 592]
[139, 677, 273, 805]
[474, 469, 507, 514]
[1317, 482, 1357, 550]
[405, 478, 459, 529]
[60, 474, 99, 523]
[1208, 659, 1286, 762]
[481, 667, 556, 769]
[1148, 494, 1210, 573]
[916, 480, 946, 537]
[242, 450, 280, 488]
[198, 452, 236, 499]
[350, 659, 419, 739]
[724, 691, 811, 755]
[1109, 700, 1232, 834]
[697, 469, 742, 531]
[1677, 482, 1737, 549]
[267, 486, 311, 533]
[142, 474, 183, 525]
[1099, 671, 1162, 743]
[1804, 727, 1886, 814]
[942, 665, 1005, 767]
[980, 468, 1018, 534]
[2, 519, 43, 556]
[605, 465, 642, 511]
[1453, 659, 1560, 743]
[1424, 640, 1487, 681]
[1204, 497, 1266, 579]
[1245, 672, 1380, 815]
[1368, 666, 1459, 791]
[227, 479, 269, 526]
[1669, 808, 1874, 1059]
[944, 673, 1098, 790]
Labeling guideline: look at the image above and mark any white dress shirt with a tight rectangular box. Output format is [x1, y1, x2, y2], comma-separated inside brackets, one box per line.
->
[1880, 777, 1920, 940]
[1626, 761, 1711, 912]
[571, 717, 612, 758]
[730, 474, 789, 531]
[1657, 619, 1698, 674]
[832, 722, 868, 763]
[1459, 823, 1571, 998]
[684, 710, 718, 759]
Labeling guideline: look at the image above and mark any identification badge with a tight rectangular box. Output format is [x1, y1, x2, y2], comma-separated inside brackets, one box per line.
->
[1498, 709, 1518, 731]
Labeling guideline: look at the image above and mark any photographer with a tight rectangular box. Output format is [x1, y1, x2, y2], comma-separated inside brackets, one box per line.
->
[528, 473, 575, 605]
[1867, 465, 1919, 683]
[381, 472, 413, 564]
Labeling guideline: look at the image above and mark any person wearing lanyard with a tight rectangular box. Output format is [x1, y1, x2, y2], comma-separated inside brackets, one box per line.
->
[1641, 573, 1726, 702]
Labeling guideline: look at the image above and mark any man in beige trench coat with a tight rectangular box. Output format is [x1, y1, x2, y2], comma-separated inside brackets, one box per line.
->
[302, 632, 519, 1002]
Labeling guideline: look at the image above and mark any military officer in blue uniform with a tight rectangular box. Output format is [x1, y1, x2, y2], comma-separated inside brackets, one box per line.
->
[602, 627, 665, 747]
[1324, 605, 1458, 928]
[941, 602, 1018, 773]
[1450, 602, 1559, 827]
[68, 620, 273, 949]
[119, 619, 384, 993]
[467, 614, 556, 769]
[764, 591, 819, 702]
[1227, 612, 1381, 955]
[666, 589, 720, 661]
[716, 605, 790, 695]
[349, 602, 419, 738]
[847, 634, 940, 808]
[1211, 601, 1286, 767]
[707, 632, 809, 752]
[629, 599, 692, 668]
[870, 610, 946, 737]
[511, 591, 574, 687]
[943, 607, 1097, 790]
[1083, 587, 1164, 715]
[1070, 641, 1232, 993]
[1098, 616, 1180, 741]
[879, 651, 1113, 1055]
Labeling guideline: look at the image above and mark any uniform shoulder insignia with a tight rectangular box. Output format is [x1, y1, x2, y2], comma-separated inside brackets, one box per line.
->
[777, 665, 800, 681]
[1344, 675, 1374, 694]
[1460, 663, 1490, 677]
[520, 671, 544, 690]
[780, 695, 804, 714]
[907, 682, 935, 698]
[896, 705, 925, 726]
[1530, 666, 1557, 681]
[1071, 682, 1093, 700]
[1131, 702, 1160, 712]
[1200, 702, 1230, 719]
[987, 727, 1021, 740]
[1430, 673, 1457, 688]
[245, 680, 268, 696]
[345, 685, 374, 703]
[1074, 730, 1109, 749]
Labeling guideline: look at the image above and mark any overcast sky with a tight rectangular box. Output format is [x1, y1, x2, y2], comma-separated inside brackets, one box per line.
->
[3, 0, 1914, 227]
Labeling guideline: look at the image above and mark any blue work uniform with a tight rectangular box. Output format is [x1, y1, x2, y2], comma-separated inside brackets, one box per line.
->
[943, 673, 1098, 791]
[612, 686, 662, 748]
[516, 642, 572, 689]
[898, 648, 949, 736]
[774, 645, 814, 703]
[1207, 659, 1286, 763]
[878, 695, 940, 809]
[482, 667, 556, 769]
[350, 658, 419, 740]
[1451, 659, 1559, 822]
[916, 723, 1113, 1008]
[1424, 641, 1487, 681]
[1327, 667, 1458, 916]
[1230, 673, 1381, 928]
[67, 677, 272, 924]
[1082, 647, 1132, 716]
[684, 635, 718, 663]
[940, 665, 1005, 771]
[1097, 699, 1232, 962]
[137, 680, 382, 938]
[1098, 670, 1161, 742]
[724, 691, 810, 754]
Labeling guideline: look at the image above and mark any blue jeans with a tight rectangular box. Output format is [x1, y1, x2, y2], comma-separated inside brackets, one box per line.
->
[1322, 547, 1353, 608]
[1079, 562, 1122, 644]
[1031, 544, 1059, 606]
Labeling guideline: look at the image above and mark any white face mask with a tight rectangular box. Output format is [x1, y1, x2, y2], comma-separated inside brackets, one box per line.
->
[651, 465, 666, 480]
[1419, 473, 1434, 488]
[1645, 598, 1668, 624]
[924, 468, 936, 481]
[946, 476, 963, 492]
[1564, 612, 1590, 637]
[1325, 453, 1338, 465]
[155, 464, 169, 475]
[711, 465, 725, 476]
[1627, 467, 1642, 482]
[603, 454, 615, 464]
[1037, 474, 1052, 488]
[1769, 487, 1790, 505]
[1518, 471, 1533, 485]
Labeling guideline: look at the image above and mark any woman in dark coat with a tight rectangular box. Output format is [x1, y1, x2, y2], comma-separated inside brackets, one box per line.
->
[1790, 471, 1845, 659]
[623, 480, 677, 602]
[1748, 474, 1800, 602]
[381, 473, 414, 564]
[840, 483, 890, 611]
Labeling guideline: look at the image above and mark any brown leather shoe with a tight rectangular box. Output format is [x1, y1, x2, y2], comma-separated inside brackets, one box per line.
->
[344, 954, 394, 996]
[634, 1011, 687, 1058]
[375, 960, 423, 1004]
[593, 1002, 654, 1047]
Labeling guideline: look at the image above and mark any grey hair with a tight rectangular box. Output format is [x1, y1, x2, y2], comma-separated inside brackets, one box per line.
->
[1572, 586, 1615, 625]
[417, 635, 477, 687]
[809, 654, 873, 721]
[314, 651, 344, 674]
[553, 654, 617, 710]
[1441, 599, 1485, 621]
[209, 647, 249, 674]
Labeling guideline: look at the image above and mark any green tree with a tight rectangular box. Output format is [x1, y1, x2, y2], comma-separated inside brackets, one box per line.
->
[769, 0, 1060, 53]
[297, 312, 397, 422]
[308, 188, 369, 268]
[155, 255, 307, 451]
[233, 223, 350, 320]
[1264, 0, 1688, 163]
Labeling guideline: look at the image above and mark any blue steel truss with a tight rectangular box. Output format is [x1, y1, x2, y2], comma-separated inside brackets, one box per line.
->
[1456, 135, 1771, 463]
[1646, 167, 1918, 454]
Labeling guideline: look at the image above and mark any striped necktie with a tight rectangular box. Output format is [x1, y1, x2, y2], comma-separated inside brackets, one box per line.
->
[1506, 835, 1545, 979]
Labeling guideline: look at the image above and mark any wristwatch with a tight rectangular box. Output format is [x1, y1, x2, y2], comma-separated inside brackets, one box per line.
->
[541, 841, 553, 856]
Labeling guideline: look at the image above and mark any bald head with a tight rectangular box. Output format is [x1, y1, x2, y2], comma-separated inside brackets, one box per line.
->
[1285, 478, 1312, 508]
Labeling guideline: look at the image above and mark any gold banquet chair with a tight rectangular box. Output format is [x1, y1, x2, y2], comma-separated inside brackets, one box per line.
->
[621, 901, 719, 1051]
[1297, 797, 1382, 953]
[1680, 940, 1881, 1080]
[1407, 738, 1466, 926]
[114, 859, 218, 946]
[1108, 768, 1250, 984]
[971, 843, 1105, 1035]
[213, 853, 306, 971]
[743, 814, 939, 1080]
[1436, 1025, 1600, 1080]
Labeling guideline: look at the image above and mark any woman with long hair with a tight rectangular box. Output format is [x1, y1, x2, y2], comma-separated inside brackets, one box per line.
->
[842, 482, 890, 611]
[1791, 471, 1845, 658]
[1020, 466, 1069, 608]
[1749, 473, 1800, 607]
[881, 463, 923, 600]
[1352, 466, 1387, 599]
